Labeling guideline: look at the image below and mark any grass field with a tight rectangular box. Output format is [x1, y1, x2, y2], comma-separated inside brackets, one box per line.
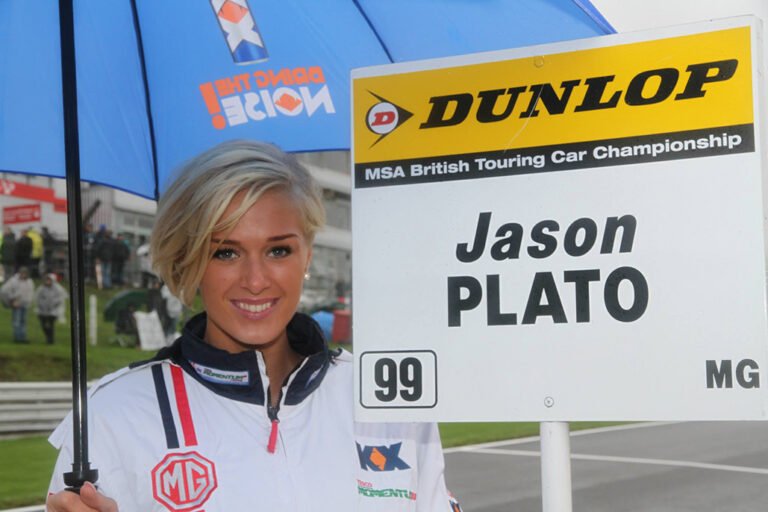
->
[0, 282, 196, 381]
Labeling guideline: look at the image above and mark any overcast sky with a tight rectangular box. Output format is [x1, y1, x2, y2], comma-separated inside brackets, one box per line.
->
[590, 0, 768, 32]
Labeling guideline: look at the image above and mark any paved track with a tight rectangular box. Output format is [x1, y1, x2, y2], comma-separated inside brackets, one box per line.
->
[444, 422, 768, 511]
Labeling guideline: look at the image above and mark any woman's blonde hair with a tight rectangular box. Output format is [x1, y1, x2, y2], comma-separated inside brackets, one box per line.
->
[150, 140, 326, 305]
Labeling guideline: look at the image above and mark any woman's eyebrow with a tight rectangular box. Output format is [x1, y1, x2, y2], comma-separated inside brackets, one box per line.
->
[210, 238, 237, 245]
[210, 234, 299, 245]
[267, 233, 300, 242]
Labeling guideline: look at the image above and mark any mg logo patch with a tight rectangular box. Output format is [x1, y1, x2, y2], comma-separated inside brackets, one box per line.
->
[356, 442, 411, 471]
[152, 451, 218, 511]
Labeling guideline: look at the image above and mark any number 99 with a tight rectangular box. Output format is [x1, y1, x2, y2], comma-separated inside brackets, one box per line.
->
[374, 357, 423, 402]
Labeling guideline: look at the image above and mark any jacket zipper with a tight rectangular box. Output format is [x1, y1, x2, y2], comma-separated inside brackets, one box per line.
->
[266, 398, 280, 454]
[264, 356, 309, 454]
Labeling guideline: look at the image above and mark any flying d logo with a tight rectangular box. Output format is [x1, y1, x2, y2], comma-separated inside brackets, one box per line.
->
[152, 451, 218, 511]
[365, 93, 413, 145]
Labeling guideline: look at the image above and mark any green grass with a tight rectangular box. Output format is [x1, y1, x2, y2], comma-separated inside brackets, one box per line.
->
[439, 421, 619, 447]
[0, 435, 57, 509]
[0, 282, 197, 381]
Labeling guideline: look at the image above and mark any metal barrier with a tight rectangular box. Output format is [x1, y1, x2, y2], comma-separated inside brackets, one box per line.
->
[1, 506, 45, 512]
[0, 382, 71, 434]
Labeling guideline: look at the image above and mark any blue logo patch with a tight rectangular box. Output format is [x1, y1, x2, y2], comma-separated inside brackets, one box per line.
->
[356, 442, 411, 471]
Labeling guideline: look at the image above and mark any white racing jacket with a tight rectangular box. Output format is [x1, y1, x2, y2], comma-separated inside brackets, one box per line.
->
[49, 313, 461, 511]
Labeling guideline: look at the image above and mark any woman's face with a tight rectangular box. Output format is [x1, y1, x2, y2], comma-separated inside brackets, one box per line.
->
[199, 189, 312, 353]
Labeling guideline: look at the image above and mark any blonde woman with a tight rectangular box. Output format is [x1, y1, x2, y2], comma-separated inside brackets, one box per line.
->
[47, 141, 459, 511]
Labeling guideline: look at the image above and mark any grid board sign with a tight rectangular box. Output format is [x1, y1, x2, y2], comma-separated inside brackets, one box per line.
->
[351, 18, 768, 422]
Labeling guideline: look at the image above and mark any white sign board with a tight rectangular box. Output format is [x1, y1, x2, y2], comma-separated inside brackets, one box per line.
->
[351, 18, 768, 422]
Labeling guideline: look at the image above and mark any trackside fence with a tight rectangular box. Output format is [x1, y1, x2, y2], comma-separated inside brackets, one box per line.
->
[0, 382, 71, 434]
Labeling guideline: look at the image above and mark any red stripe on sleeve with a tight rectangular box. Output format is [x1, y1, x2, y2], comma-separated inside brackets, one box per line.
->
[170, 365, 198, 447]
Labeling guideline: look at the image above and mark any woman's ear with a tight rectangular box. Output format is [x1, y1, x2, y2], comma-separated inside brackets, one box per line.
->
[303, 247, 313, 281]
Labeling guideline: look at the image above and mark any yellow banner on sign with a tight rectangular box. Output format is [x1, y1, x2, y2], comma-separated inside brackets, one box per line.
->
[353, 27, 753, 163]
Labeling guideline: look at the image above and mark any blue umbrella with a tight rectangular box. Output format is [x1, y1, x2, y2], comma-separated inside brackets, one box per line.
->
[2, 0, 613, 197]
[0, 0, 614, 490]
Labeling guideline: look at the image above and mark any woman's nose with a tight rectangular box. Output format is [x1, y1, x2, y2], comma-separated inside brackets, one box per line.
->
[241, 256, 270, 292]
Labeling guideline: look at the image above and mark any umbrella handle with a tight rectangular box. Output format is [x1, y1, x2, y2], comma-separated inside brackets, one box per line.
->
[59, 0, 99, 491]
[64, 466, 100, 493]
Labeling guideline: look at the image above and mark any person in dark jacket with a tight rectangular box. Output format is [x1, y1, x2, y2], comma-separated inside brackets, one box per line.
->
[42, 226, 56, 274]
[111, 234, 130, 286]
[1, 227, 16, 282]
[14, 229, 33, 272]
[93, 230, 115, 289]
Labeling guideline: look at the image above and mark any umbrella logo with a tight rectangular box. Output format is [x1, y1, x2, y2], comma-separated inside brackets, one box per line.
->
[211, 0, 269, 64]
[365, 93, 413, 144]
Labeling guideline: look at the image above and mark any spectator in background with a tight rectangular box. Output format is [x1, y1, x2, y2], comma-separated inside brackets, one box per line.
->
[83, 223, 96, 283]
[27, 227, 43, 278]
[160, 283, 183, 337]
[1, 266, 35, 343]
[93, 229, 115, 289]
[1, 227, 15, 282]
[111, 234, 130, 287]
[42, 227, 56, 274]
[34, 273, 67, 344]
[15, 229, 32, 273]
[136, 235, 157, 288]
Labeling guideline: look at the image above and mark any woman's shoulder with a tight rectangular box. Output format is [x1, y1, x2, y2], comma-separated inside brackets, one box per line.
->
[325, 347, 354, 380]
[89, 361, 164, 404]
[49, 361, 167, 449]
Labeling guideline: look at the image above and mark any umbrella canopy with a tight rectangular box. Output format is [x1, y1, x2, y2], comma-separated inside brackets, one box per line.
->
[0, 0, 615, 490]
[103, 289, 148, 322]
[0, 0, 613, 199]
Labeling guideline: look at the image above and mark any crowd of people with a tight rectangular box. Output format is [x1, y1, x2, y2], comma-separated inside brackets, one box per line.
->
[0, 224, 185, 346]
[1, 225, 56, 282]
[81, 224, 133, 289]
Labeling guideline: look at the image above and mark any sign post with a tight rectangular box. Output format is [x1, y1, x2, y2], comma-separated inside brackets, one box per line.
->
[541, 422, 572, 512]
[352, 17, 768, 509]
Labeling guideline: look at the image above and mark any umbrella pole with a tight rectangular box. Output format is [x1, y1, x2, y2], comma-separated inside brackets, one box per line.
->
[59, 0, 98, 491]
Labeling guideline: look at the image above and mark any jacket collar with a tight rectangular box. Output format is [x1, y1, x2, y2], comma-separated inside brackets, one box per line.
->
[146, 312, 333, 406]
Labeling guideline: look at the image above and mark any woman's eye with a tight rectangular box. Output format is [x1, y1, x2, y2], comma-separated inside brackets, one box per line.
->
[268, 246, 292, 258]
[212, 248, 238, 261]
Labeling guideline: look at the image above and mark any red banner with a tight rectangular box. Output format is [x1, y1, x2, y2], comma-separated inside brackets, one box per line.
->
[3, 204, 42, 224]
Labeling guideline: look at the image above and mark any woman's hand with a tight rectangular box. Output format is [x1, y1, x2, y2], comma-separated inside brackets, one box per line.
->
[46, 482, 118, 512]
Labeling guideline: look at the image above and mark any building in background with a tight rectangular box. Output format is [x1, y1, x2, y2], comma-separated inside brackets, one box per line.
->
[0, 151, 352, 306]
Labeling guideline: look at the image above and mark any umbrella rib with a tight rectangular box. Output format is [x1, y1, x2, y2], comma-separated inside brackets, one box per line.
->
[129, 0, 160, 198]
[350, 0, 395, 63]
[572, 0, 617, 34]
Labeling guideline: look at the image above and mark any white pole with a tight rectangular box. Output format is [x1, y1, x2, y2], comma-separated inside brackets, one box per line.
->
[540, 421, 573, 512]
[89, 294, 97, 346]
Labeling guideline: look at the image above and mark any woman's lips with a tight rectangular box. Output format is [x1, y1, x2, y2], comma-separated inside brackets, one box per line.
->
[232, 299, 277, 315]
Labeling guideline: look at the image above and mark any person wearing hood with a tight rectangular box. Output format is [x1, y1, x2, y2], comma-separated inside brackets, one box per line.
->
[1, 266, 35, 343]
[34, 273, 68, 344]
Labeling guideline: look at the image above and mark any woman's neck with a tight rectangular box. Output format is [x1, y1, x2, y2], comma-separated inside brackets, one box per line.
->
[260, 341, 304, 407]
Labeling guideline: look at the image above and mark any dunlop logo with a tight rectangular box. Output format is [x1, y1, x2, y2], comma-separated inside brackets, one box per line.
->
[419, 60, 737, 128]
